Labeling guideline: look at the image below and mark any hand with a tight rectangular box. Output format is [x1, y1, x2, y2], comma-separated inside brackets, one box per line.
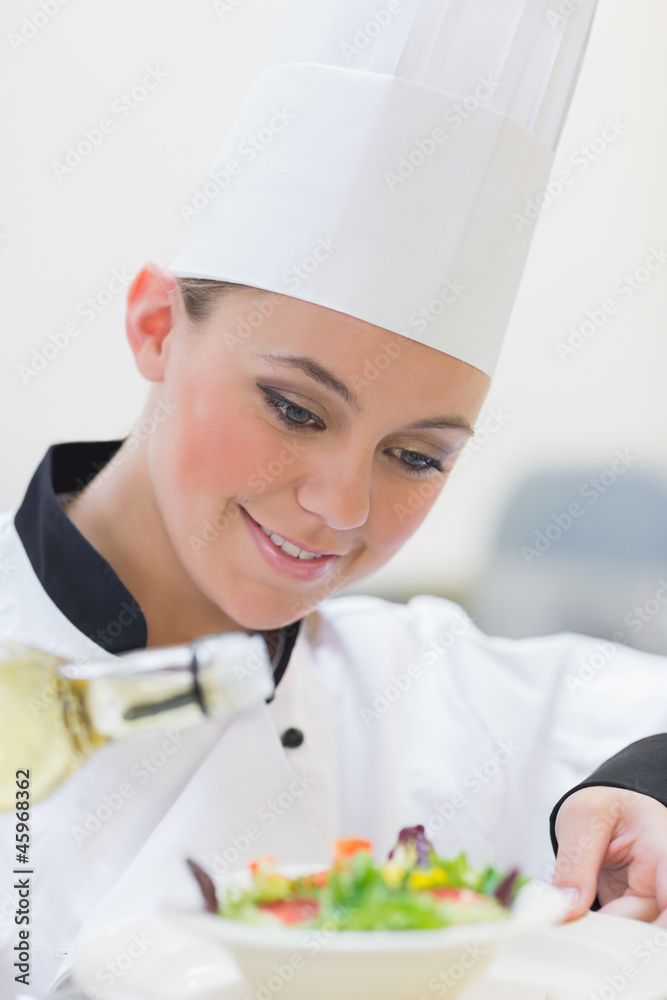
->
[552, 786, 667, 923]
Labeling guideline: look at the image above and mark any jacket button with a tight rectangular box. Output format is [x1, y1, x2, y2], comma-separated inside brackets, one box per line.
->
[281, 727, 304, 749]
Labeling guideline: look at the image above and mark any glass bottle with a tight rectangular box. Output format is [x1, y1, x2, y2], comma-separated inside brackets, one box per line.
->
[0, 632, 273, 810]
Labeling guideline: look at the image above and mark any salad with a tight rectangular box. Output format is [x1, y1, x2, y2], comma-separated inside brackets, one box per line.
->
[187, 825, 526, 931]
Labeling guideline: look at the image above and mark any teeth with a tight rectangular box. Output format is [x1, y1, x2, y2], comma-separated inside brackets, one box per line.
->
[280, 540, 301, 558]
[259, 522, 324, 560]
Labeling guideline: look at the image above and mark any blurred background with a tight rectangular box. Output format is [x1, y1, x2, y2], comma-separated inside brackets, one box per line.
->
[1, 0, 666, 651]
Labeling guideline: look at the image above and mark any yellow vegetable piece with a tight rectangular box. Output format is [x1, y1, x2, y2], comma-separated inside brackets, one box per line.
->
[408, 868, 449, 890]
[381, 863, 406, 888]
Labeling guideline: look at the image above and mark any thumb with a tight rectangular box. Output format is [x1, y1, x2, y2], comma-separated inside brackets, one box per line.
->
[552, 792, 614, 920]
[654, 856, 667, 926]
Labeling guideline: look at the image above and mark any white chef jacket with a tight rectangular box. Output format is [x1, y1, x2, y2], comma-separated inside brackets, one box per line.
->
[2, 441, 667, 997]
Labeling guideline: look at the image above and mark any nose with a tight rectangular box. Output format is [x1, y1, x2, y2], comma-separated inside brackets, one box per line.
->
[295, 449, 371, 531]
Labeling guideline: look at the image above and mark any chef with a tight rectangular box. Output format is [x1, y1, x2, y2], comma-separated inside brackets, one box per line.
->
[2, 1, 667, 995]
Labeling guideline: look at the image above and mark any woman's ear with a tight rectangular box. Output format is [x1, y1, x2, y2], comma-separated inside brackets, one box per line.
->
[125, 262, 180, 381]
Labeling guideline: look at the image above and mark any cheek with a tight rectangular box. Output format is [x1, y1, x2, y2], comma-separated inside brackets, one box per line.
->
[367, 474, 444, 561]
[151, 382, 274, 529]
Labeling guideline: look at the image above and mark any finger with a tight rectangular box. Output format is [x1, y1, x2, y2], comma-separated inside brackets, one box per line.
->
[653, 857, 667, 926]
[600, 895, 660, 922]
[552, 793, 618, 919]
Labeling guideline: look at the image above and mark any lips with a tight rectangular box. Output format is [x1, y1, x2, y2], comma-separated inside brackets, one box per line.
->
[244, 510, 339, 558]
[257, 524, 325, 560]
[240, 507, 341, 582]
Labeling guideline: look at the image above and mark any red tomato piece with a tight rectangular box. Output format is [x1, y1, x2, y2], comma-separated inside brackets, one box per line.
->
[299, 870, 330, 889]
[430, 888, 484, 904]
[257, 899, 320, 924]
[250, 856, 275, 876]
[334, 838, 373, 862]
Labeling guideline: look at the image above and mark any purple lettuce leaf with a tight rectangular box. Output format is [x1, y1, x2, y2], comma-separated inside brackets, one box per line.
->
[387, 825, 434, 868]
[494, 869, 520, 908]
[187, 857, 218, 914]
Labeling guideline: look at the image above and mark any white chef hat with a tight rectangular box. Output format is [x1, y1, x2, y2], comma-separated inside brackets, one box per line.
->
[171, 0, 598, 377]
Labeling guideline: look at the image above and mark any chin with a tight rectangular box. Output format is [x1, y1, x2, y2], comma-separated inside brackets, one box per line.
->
[214, 586, 314, 632]
[232, 606, 307, 632]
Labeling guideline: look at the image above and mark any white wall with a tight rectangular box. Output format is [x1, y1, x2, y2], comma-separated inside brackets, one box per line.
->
[1, 0, 666, 602]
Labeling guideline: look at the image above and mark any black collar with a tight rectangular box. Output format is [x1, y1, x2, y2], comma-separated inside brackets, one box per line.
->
[14, 441, 301, 689]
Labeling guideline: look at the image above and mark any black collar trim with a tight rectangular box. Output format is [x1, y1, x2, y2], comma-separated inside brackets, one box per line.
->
[14, 441, 301, 687]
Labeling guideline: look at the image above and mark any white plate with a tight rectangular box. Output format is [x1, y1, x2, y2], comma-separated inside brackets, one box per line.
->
[167, 866, 570, 1000]
[479, 912, 667, 1000]
[69, 910, 667, 1000]
[70, 869, 568, 1000]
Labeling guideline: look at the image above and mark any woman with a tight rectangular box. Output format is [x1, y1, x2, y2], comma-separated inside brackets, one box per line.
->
[2, 0, 667, 994]
[3, 266, 667, 994]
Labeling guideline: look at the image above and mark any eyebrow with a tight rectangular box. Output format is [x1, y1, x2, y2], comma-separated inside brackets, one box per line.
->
[254, 352, 474, 435]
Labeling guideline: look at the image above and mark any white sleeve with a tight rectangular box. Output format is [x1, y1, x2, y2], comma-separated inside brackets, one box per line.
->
[318, 593, 667, 881]
[407, 595, 667, 880]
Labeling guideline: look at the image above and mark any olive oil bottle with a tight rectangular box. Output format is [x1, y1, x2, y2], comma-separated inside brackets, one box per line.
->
[0, 633, 273, 810]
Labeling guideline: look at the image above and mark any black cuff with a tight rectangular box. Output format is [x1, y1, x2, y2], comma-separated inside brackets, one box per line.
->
[549, 735, 667, 912]
[550, 733, 667, 855]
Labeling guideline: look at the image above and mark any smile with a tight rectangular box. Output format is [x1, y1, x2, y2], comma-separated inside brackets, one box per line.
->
[240, 507, 340, 582]
[257, 525, 324, 560]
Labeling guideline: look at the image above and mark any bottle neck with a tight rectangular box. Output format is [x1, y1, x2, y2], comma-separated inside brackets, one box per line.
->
[59, 633, 274, 742]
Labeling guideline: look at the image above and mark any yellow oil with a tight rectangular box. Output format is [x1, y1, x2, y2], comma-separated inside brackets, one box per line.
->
[0, 644, 100, 809]
[0, 642, 205, 809]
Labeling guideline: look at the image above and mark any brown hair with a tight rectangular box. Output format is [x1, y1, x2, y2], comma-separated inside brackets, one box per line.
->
[176, 277, 252, 323]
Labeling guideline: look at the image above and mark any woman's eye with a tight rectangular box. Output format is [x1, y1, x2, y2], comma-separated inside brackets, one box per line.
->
[259, 387, 324, 430]
[258, 387, 446, 473]
[283, 402, 313, 425]
[393, 448, 446, 475]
